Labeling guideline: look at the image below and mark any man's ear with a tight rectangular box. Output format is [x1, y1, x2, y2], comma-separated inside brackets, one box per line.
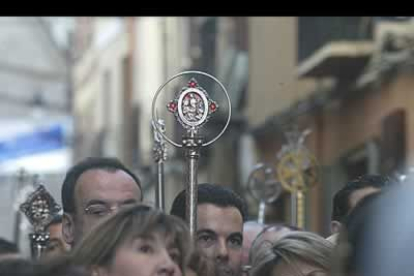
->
[330, 220, 342, 234]
[62, 212, 75, 246]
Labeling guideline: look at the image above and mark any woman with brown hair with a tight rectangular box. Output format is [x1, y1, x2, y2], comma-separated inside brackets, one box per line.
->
[71, 204, 193, 276]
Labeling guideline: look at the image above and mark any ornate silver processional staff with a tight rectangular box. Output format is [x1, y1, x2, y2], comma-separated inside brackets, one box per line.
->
[247, 163, 282, 224]
[152, 71, 231, 236]
[152, 119, 167, 210]
[19, 184, 61, 259]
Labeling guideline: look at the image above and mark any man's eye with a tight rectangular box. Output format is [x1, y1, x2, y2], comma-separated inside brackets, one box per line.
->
[229, 237, 242, 247]
[91, 209, 107, 216]
[198, 235, 212, 243]
[197, 235, 216, 247]
[86, 206, 109, 216]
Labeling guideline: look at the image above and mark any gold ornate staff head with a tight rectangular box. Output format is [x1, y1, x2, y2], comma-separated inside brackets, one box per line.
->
[276, 128, 319, 193]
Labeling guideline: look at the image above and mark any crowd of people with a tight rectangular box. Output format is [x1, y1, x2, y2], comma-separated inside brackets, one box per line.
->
[0, 156, 411, 276]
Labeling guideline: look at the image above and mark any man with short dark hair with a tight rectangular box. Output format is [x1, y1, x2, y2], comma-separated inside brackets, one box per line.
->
[171, 183, 247, 276]
[330, 174, 392, 236]
[61, 157, 143, 247]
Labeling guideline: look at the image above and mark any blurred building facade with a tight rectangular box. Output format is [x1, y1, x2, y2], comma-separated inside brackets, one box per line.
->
[0, 17, 73, 250]
[72, 17, 195, 208]
[248, 17, 414, 234]
[245, 17, 321, 231]
[71, 16, 325, 230]
[71, 17, 414, 235]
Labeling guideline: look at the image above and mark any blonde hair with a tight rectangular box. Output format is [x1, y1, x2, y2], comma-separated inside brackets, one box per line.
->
[71, 204, 192, 272]
[250, 231, 334, 276]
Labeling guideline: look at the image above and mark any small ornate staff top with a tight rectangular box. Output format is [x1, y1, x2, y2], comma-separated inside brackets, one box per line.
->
[247, 163, 282, 224]
[20, 184, 61, 259]
[152, 119, 167, 210]
[152, 119, 167, 163]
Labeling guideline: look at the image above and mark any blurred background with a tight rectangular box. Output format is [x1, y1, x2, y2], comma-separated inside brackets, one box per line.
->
[0, 16, 412, 247]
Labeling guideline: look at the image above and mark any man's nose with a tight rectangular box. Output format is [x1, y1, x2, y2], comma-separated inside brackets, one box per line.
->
[216, 239, 229, 261]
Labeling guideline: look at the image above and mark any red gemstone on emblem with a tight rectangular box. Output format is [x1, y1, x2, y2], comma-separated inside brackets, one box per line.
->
[168, 102, 177, 112]
[210, 103, 217, 112]
[189, 81, 196, 88]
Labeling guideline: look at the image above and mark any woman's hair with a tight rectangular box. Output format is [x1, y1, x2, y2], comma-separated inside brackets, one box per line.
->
[249, 223, 299, 267]
[250, 231, 334, 276]
[71, 204, 192, 272]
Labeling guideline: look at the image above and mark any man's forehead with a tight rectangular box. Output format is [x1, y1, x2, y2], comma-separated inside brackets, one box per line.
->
[197, 203, 243, 233]
[75, 168, 141, 204]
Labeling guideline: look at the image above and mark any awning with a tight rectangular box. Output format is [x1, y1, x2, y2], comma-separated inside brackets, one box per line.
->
[298, 41, 375, 79]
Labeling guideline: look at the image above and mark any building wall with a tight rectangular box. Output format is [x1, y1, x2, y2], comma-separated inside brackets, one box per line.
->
[133, 17, 166, 165]
[0, 17, 68, 118]
[296, 72, 414, 234]
[0, 17, 72, 248]
[73, 18, 128, 161]
[72, 17, 195, 210]
[317, 75, 412, 166]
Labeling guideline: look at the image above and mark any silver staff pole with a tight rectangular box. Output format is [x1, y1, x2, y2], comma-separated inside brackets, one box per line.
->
[152, 119, 167, 210]
[20, 184, 61, 259]
[247, 163, 282, 224]
[152, 71, 231, 236]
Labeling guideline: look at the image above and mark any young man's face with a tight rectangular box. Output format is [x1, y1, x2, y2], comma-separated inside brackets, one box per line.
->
[43, 222, 70, 258]
[62, 169, 142, 246]
[196, 203, 244, 276]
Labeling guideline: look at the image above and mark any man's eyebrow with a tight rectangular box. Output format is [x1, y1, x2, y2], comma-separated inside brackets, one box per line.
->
[86, 199, 138, 207]
[196, 229, 217, 236]
[86, 199, 107, 206]
[228, 232, 243, 240]
[122, 199, 138, 204]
